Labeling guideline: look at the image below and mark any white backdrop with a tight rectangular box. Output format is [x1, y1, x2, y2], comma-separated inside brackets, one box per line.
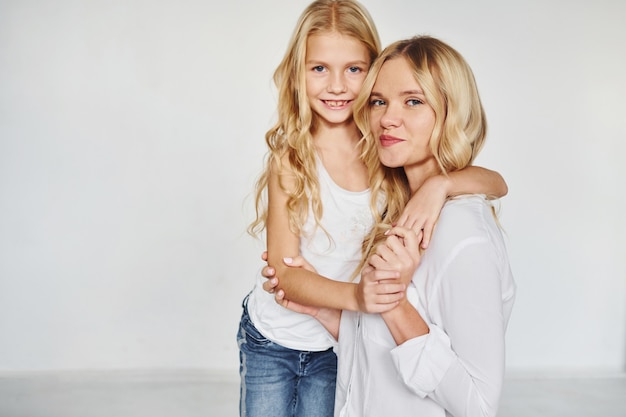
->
[0, 0, 624, 375]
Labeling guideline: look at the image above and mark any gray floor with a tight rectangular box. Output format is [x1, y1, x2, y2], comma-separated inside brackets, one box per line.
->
[1, 371, 625, 417]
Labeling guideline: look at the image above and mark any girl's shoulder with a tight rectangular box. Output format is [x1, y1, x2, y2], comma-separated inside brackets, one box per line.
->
[269, 150, 297, 176]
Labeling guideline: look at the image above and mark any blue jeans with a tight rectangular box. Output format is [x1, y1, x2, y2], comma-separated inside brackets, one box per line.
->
[238, 297, 337, 417]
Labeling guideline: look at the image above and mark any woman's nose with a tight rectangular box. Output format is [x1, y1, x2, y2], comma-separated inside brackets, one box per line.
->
[380, 105, 401, 129]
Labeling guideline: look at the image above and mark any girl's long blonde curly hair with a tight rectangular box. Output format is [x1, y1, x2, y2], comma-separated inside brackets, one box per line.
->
[248, 0, 381, 238]
[352, 36, 488, 274]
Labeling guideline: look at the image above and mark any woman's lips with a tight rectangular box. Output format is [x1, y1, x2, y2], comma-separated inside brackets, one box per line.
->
[379, 134, 404, 147]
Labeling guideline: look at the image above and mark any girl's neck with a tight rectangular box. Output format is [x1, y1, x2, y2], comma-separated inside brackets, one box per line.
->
[312, 119, 361, 150]
[312, 119, 368, 192]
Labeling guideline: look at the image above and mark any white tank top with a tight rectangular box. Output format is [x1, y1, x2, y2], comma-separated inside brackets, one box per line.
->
[247, 157, 375, 351]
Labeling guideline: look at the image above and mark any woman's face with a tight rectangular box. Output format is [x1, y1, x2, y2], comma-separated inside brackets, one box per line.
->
[368, 57, 437, 173]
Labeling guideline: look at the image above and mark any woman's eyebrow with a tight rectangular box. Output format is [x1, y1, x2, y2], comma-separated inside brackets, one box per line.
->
[370, 89, 424, 96]
[401, 89, 425, 95]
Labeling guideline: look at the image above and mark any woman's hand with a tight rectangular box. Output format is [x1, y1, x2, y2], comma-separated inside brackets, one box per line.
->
[273, 286, 321, 316]
[260, 253, 340, 338]
[369, 226, 422, 285]
[356, 265, 405, 313]
[356, 226, 422, 313]
[275, 290, 341, 339]
[259, 251, 320, 315]
[259, 251, 319, 313]
[260, 251, 317, 294]
[397, 175, 448, 249]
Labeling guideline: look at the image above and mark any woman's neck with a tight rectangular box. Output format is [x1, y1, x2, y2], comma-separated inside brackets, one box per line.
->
[405, 159, 440, 195]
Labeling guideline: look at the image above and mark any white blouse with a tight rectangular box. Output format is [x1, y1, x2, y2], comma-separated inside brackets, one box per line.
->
[335, 195, 516, 417]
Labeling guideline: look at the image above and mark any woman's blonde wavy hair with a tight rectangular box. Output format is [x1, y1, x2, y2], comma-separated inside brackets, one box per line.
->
[353, 36, 488, 273]
[248, 0, 381, 238]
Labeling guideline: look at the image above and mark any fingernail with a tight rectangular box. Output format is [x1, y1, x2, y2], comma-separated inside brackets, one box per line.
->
[283, 257, 293, 264]
[384, 230, 390, 235]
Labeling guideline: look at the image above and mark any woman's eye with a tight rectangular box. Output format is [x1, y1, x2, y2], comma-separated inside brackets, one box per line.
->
[407, 99, 423, 106]
[348, 66, 361, 73]
[370, 99, 385, 106]
[312, 66, 325, 72]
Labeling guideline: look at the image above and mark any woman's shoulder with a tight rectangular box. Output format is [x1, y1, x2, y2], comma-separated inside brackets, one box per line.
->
[441, 194, 493, 220]
[431, 194, 502, 250]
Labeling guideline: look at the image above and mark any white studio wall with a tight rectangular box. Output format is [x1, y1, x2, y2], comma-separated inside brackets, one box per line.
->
[0, 0, 624, 376]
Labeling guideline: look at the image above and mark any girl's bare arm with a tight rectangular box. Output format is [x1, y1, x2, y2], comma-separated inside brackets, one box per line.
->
[398, 166, 507, 248]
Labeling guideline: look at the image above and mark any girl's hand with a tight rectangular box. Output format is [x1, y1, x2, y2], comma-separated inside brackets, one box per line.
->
[356, 265, 405, 313]
[356, 226, 422, 313]
[397, 175, 448, 249]
[368, 226, 422, 285]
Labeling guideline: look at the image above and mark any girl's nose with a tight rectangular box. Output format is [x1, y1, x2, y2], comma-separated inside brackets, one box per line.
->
[327, 72, 347, 94]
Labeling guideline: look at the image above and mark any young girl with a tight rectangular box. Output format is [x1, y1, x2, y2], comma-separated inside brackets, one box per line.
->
[269, 35, 516, 417]
[238, 2, 507, 416]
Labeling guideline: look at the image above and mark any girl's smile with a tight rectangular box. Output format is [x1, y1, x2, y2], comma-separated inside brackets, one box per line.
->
[305, 32, 370, 127]
[322, 100, 352, 109]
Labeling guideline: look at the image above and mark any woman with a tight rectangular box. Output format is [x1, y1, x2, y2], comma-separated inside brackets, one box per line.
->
[267, 35, 516, 417]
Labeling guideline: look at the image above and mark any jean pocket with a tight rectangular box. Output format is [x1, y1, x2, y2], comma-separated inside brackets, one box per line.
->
[240, 313, 272, 347]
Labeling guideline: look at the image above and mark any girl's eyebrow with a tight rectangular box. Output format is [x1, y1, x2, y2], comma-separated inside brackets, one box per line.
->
[347, 60, 370, 66]
[306, 59, 370, 67]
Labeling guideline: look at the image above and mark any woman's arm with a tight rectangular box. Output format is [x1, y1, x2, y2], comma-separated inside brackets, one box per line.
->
[355, 226, 420, 312]
[387, 240, 509, 417]
[363, 218, 509, 416]
[272, 284, 342, 340]
[358, 226, 428, 339]
[261, 254, 342, 339]
[397, 166, 507, 248]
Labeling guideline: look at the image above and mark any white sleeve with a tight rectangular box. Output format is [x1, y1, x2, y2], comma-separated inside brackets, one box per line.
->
[390, 238, 506, 417]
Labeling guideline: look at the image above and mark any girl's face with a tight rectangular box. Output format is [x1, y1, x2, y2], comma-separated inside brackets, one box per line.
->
[305, 32, 370, 129]
[369, 57, 437, 176]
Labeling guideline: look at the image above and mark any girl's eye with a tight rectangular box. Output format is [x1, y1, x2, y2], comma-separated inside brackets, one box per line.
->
[370, 99, 385, 107]
[407, 99, 424, 106]
[312, 65, 326, 72]
[348, 66, 362, 73]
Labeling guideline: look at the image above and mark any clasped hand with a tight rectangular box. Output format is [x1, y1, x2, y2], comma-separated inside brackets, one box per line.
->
[261, 225, 422, 314]
[356, 225, 422, 313]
